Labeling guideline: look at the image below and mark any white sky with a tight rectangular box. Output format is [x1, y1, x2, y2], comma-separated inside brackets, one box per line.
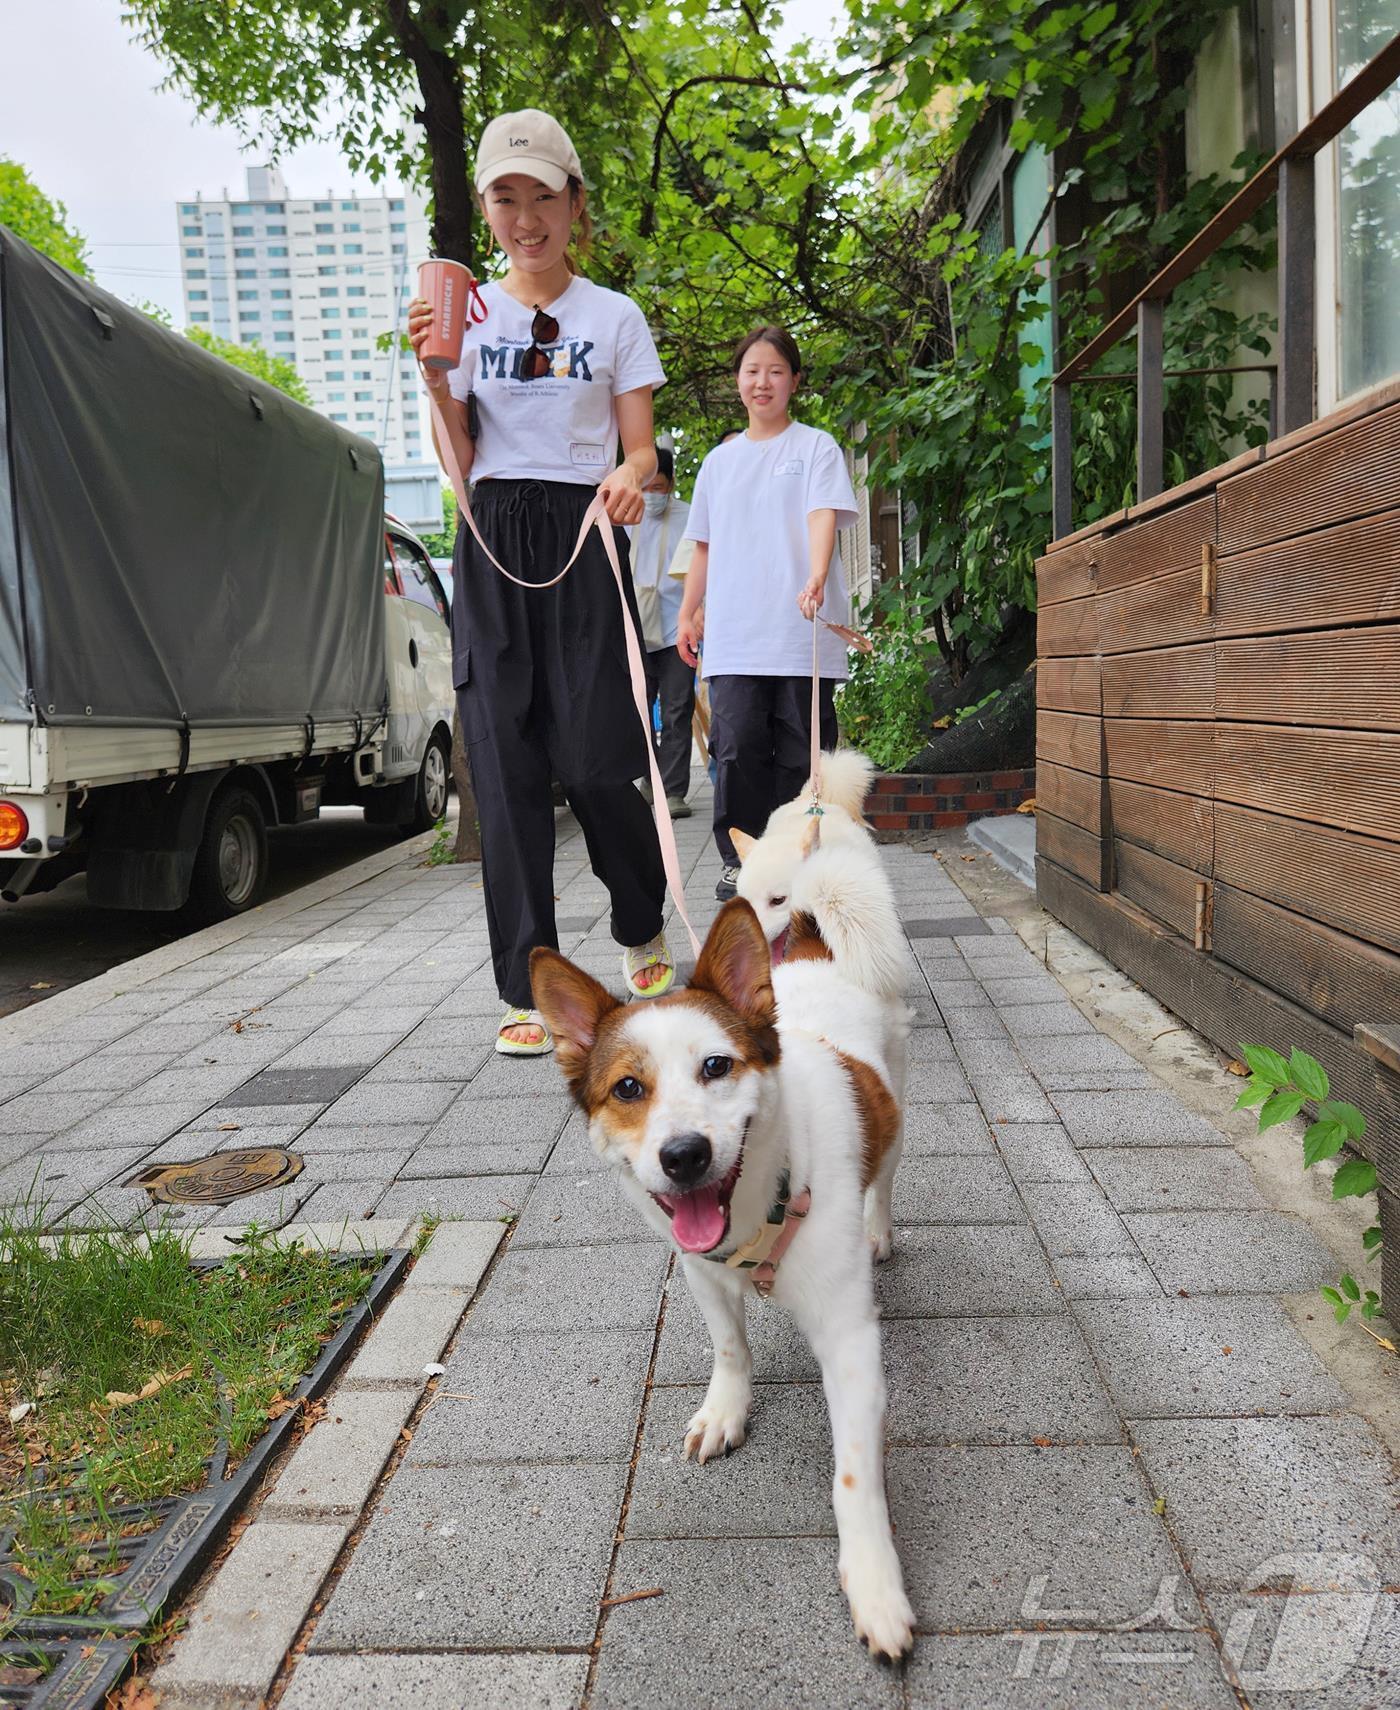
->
[1, 0, 844, 321]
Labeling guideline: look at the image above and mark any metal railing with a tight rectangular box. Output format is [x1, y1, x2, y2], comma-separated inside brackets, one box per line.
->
[1050, 30, 1400, 541]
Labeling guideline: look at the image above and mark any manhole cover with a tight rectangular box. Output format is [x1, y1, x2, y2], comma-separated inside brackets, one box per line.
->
[127, 1149, 304, 1206]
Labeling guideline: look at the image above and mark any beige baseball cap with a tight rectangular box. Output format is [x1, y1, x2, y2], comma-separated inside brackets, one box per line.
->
[475, 110, 583, 194]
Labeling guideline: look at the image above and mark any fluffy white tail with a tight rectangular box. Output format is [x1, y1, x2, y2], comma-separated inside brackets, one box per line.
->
[803, 749, 875, 820]
[790, 837, 908, 1000]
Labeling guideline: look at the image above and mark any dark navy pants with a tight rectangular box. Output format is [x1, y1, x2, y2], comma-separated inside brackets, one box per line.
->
[453, 479, 665, 1007]
[707, 673, 838, 867]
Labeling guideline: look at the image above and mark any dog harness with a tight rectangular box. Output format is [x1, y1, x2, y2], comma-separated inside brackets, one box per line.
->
[708, 1169, 812, 1297]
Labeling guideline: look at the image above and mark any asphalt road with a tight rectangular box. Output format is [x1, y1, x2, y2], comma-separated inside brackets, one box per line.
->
[0, 808, 421, 1020]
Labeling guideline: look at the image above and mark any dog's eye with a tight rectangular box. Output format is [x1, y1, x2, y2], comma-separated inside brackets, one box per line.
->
[701, 1055, 733, 1081]
[769, 895, 787, 908]
[613, 1076, 645, 1102]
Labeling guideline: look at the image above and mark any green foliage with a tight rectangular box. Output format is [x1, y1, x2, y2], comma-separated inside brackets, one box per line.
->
[0, 159, 90, 276]
[417, 487, 459, 560]
[835, 614, 936, 771]
[1234, 1044, 1384, 1327]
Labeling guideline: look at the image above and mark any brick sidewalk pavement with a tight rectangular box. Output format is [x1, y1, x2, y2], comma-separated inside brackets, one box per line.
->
[2, 779, 1396, 1709]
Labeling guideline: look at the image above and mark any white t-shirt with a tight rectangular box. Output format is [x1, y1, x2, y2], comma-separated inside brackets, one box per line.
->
[626, 495, 691, 650]
[684, 421, 858, 678]
[446, 277, 665, 485]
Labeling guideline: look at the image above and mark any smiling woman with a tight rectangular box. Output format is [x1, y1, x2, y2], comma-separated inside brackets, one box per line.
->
[405, 109, 676, 1058]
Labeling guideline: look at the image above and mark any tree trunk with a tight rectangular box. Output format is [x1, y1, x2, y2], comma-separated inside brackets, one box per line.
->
[384, 0, 476, 266]
[451, 707, 482, 862]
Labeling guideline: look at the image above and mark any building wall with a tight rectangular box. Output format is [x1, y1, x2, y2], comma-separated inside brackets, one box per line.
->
[176, 165, 435, 489]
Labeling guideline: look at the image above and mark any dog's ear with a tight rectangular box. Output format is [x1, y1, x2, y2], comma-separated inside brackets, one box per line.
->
[691, 899, 775, 1029]
[530, 949, 622, 1078]
[729, 828, 756, 864]
[800, 814, 822, 858]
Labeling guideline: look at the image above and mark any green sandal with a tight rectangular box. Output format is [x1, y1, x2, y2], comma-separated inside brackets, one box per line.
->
[623, 933, 676, 1000]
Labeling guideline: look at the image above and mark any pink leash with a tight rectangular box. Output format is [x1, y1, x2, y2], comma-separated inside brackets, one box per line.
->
[424, 386, 702, 960]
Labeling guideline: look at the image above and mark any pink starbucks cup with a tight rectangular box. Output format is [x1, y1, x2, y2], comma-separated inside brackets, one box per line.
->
[417, 258, 476, 371]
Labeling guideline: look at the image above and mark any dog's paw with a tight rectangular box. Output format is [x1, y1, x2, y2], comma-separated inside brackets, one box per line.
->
[843, 1551, 916, 1661]
[682, 1402, 748, 1465]
[864, 1218, 894, 1263]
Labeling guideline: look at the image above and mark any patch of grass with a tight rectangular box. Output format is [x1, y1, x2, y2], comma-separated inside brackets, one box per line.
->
[0, 1213, 374, 1630]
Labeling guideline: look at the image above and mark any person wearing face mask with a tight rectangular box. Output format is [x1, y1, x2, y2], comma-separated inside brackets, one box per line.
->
[407, 110, 674, 1058]
[627, 444, 695, 818]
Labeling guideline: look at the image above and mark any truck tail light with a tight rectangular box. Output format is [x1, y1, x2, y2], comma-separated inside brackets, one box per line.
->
[0, 801, 29, 851]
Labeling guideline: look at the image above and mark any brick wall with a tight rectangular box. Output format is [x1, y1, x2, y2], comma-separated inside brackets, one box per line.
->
[865, 768, 1036, 832]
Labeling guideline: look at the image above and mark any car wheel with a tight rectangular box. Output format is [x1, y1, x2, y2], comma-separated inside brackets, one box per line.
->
[188, 785, 268, 920]
[399, 734, 450, 835]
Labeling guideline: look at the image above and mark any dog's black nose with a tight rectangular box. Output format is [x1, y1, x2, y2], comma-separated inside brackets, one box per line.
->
[659, 1132, 712, 1187]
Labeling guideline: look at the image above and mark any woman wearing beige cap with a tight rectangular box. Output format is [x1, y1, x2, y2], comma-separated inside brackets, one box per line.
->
[408, 109, 673, 1057]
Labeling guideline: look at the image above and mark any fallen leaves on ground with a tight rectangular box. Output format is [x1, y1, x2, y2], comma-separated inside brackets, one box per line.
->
[1015, 797, 1037, 814]
[107, 1673, 159, 1709]
[98, 1366, 193, 1411]
[132, 1318, 167, 1337]
[1225, 1059, 1248, 1076]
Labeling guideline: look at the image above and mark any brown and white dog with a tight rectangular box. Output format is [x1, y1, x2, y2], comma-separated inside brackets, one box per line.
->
[531, 899, 915, 1659]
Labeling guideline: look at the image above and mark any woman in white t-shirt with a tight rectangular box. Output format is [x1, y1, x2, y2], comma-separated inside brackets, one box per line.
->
[407, 109, 673, 1056]
[677, 326, 858, 898]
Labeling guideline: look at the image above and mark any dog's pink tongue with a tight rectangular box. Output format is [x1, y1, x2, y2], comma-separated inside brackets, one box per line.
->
[669, 1185, 727, 1254]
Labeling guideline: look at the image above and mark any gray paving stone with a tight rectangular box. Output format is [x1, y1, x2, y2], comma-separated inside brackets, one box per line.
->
[406, 1328, 653, 1465]
[877, 1227, 1063, 1317]
[422, 1091, 573, 1152]
[955, 1043, 1060, 1124]
[901, 1103, 996, 1157]
[1052, 1254, 1165, 1300]
[341, 1284, 469, 1384]
[361, 1039, 493, 1082]
[295, 1120, 429, 1153]
[0, 1147, 151, 1219]
[1204, 1590, 1400, 1710]
[1086, 1146, 1266, 1213]
[1018, 1181, 1138, 1257]
[319, 1003, 437, 1035]
[284, 1181, 390, 1226]
[544, 1114, 610, 1174]
[1126, 1210, 1340, 1294]
[1019, 1033, 1145, 1075]
[654, 1278, 818, 1383]
[944, 1008, 1011, 1042]
[37, 1054, 176, 1095]
[280, 1653, 589, 1710]
[313, 1462, 628, 1648]
[262, 1035, 388, 1070]
[198, 1101, 329, 1132]
[152, 1519, 349, 1699]
[192, 1179, 323, 1229]
[924, 978, 993, 1010]
[626, 1382, 834, 1539]
[888, 1444, 1196, 1630]
[892, 1153, 1026, 1225]
[0, 1086, 116, 1135]
[981, 973, 1067, 1006]
[590, 1537, 902, 1710]
[114, 1064, 252, 1106]
[0, 1133, 48, 1170]
[884, 1317, 1120, 1446]
[1037, 1068, 1158, 1091]
[400, 1135, 553, 1180]
[1000, 1002, 1098, 1039]
[294, 1146, 416, 1182]
[511, 1170, 654, 1246]
[1053, 1089, 1227, 1148]
[995, 1123, 1092, 1183]
[375, 1173, 536, 1223]
[263, 1388, 417, 1517]
[314, 1081, 460, 1125]
[1131, 1416, 1400, 1588]
[468, 1241, 669, 1335]
[406, 1219, 502, 1292]
[903, 1059, 977, 1103]
[275, 1217, 415, 1253]
[902, 1633, 1238, 1708]
[1074, 1298, 1348, 1419]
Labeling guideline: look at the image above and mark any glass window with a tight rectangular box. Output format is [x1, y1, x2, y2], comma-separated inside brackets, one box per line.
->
[187, 289, 207, 300]
[180, 202, 198, 214]
[331, 411, 347, 422]
[389, 198, 405, 211]
[315, 222, 334, 233]
[328, 391, 345, 401]
[339, 199, 356, 210]
[190, 311, 210, 322]
[314, 200, 332, 212]
[273, 310, 293, 321]
[354, 390, 373, 401]
[347, 307, 368, 318]
[271, 288, 290, 299]
[236, 267, 256, 279]
[322, 307, 341, 319]
[347, 285, 366, 297]
[391, 220, 406, 232]
[244, 333, 262, 345]
[342, 221, 361, 232]
[356, 411, 374, 422]
[319, 286, 339, 297]
[391, 242, 405, 254]
[316, 243, 335, 254]
[269, 267, 290, 279]
[327, 370, 345, 381]
[274, 331, 295, 343]
[354, 367, 372, 379]
[318, 265, 336, 276]
[234, 246, 254, 257]
[233, 224, 253, 236]
[267, 223, 286, 234]
[232, 202, 254, 213]
[184, 246, 204, 258]
[237, 289, 259, 300]
[391, 535, 450, 624]
[240, 309, 261, 321]
[181, 223, 200, 236]
[268, 245, 288, 256]
[187, 268, 206, 280]
[345, 264, 364, 275]
[1333, 0, 1400, 395]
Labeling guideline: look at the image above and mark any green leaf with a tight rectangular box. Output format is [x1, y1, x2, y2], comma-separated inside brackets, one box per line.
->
[1332, 1158, 1378, 1200]
[1318, 1101, 1366, 1140]
[1362, 1225, 1383, 1254]
[1339, 1272, 1361, 1301]
[1302, 1120, 1347, 1167]
[1258, 1090, 1304, 1131]
[1233, 1078, 1274, 1110]
[1239, 1045, 1290, 1086]
[1320, 1285, 1352, 1323]
[1288, 1050, 1329, 1102]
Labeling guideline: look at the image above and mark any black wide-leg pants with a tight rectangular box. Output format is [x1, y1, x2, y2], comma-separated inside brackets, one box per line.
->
[708, 673, 839, 866]
[642, 645, 697, 801]
[452, 479, 666, 1008]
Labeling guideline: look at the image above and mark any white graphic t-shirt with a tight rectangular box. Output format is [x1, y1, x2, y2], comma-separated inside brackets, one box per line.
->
[684, 421, 858, 679]
[446, 277, 665, 486]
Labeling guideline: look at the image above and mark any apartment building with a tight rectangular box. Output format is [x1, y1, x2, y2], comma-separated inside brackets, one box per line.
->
[176, 165, 441, 529]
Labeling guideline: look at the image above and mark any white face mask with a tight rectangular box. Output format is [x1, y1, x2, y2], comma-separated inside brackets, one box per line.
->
[642, 491, 670, 518]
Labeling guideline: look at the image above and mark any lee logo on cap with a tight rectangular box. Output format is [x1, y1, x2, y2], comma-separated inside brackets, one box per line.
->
[510, 136, 528, 146]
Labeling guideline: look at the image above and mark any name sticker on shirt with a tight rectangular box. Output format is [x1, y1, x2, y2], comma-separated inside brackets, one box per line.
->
[570, 442, 608, 467]
[775, 459, 805, 476]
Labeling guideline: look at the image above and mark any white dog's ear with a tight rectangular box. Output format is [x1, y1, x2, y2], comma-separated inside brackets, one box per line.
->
[800, 814, 822, 858]
[530, 948, 621, 1077]
[691, 899, 776, 1031]
[730, 828, 756, 864]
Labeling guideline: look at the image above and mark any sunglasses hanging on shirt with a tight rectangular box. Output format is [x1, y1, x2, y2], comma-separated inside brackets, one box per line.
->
[519, 305, 561, 380]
